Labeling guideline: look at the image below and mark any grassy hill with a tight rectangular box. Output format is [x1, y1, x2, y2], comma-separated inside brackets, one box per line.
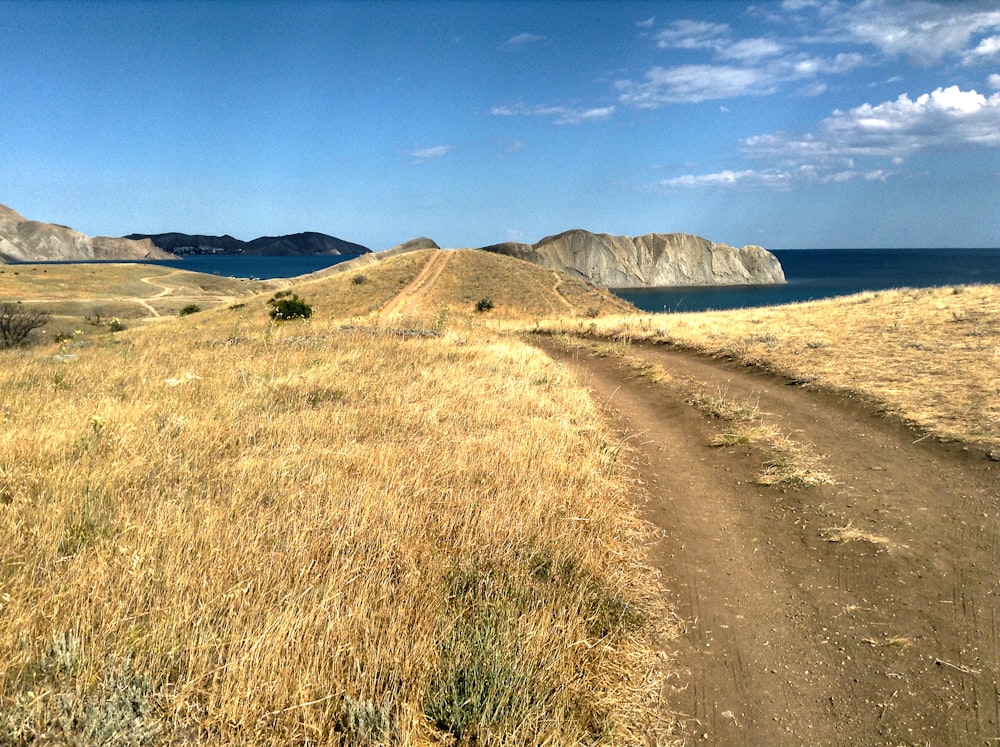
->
[287, 248, 634, 319]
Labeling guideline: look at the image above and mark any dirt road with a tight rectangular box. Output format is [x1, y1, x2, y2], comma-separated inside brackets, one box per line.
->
[539, 338, 1000, 746]
[380, 249, 452, 316]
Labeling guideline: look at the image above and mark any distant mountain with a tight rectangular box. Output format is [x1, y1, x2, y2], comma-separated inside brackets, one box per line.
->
[127, 231, 371, 257]
[478, 229, 786, 287]
[0, 203, 173, 263]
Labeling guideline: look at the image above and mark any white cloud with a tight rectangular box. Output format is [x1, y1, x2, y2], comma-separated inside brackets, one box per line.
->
[637, 17, 656, 29]
[657, 169, 794, 190]
[617, 64, 775, 105]
[616, 51, 862, 106]
[505, 33, 544, 47]
[990, 73, 1000, 90]
[407, 145, 451, 163]
[655, 19, 729, 50]
[656, 84, 1000, 190]
[818, 85, 1000, 151]
[718, 37, 787, 63]
[824, 2, 1000, 66]
[964, 36, 1000, 65]
[490, 103, 615, 125]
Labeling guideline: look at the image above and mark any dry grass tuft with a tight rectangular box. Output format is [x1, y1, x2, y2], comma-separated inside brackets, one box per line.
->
[821, 523, 892, 548]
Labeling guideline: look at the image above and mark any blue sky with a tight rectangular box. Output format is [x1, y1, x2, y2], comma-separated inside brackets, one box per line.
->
[2, 0, 999, 249]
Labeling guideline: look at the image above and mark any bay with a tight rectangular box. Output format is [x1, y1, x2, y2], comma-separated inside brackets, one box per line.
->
[137, 253, 364, 279]
[614, 248, 1000, 313]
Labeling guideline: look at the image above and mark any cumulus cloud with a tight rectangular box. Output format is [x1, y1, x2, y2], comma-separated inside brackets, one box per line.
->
[490, 103, 615, 125]
[990, 73, 1000, 89]
[657, 84, 1000, 189]
[964, 36, 1000, 65]
[407, 145, 451, 163]
[752, 85, 1000, 160]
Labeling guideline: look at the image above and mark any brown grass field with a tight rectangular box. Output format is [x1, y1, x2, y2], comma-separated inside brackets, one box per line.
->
[2, 251, 997, 744]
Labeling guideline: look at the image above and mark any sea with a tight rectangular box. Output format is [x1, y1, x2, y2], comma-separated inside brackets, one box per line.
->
[613, 247, 1000, 313]
[70, 247, 1000, 314]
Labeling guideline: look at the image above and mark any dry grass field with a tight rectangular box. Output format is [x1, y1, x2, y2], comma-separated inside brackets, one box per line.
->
[541, 284, 1000, 446]
[0, 263, 273, 335]
[0, 269, 675, 745]
[5, 252, 998, 744]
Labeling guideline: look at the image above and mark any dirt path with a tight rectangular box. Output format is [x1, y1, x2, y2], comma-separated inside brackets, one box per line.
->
[380, 250, 452, 316]
[550, 272, 574, 313]
[537, 337, 1000, 746]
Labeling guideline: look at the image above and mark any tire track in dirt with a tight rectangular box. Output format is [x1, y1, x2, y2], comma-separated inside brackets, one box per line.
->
[380, 250, 452, 316]
[537, 337, 1000, 745]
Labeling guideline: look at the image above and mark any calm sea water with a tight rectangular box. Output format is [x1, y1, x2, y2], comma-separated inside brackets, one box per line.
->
[69, 247, 1000, 313]
[138, 253, 366, 279]
[614, 248, 1000, 312]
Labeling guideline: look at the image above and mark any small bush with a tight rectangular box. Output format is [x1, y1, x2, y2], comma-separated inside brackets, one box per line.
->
[267, 293, 313, 321]
[474, 298, 494, 313]
[0, 302, 49, 348]
[109, 318, 126, 332]
[352, 274, 368, 285]
[179, 304, 201, 316]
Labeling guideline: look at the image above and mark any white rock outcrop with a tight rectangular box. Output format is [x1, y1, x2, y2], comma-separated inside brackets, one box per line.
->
[481, 229, 785, 287]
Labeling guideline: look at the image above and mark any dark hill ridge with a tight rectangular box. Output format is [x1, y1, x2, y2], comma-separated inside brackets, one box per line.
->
[127, 231, 371, 257]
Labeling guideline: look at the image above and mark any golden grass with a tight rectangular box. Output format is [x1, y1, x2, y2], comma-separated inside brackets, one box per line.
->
[0, 290, 676, 744]
[418, 250, 632, 319]
[538, 285, 1000, 446]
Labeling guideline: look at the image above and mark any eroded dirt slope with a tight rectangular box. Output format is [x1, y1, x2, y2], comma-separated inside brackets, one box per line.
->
[538, 337, 1000, 746]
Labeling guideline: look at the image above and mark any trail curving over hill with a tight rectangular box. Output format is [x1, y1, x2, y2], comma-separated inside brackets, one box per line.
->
[538, 336, 1000, 746]
[380, 249, 453, 316]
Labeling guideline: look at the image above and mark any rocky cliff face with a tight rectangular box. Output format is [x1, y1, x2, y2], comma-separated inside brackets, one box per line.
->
[480, 229, 785, 287]
[0, 203, 173, 263]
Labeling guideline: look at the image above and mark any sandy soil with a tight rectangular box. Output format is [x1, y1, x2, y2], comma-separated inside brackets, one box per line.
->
[538, 338, 1000, 746]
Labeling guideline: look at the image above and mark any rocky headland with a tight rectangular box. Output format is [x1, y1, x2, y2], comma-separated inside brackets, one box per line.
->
[0, 203, 173, 263]
[479, 229, 786, 287]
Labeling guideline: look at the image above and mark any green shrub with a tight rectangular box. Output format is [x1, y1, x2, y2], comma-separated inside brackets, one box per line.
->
[179, 304, 201, 316]
[474, 298, 494, 313]
[267, 293, 313, 321]
[352, 274, 368, 285]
